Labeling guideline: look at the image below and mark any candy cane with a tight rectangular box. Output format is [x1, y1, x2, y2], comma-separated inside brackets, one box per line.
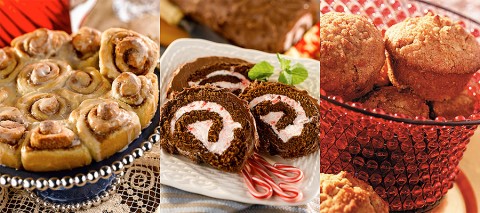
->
[241, 154, 304, 203]
[242, 164, 273, 199]
[252, 153, 304, 183]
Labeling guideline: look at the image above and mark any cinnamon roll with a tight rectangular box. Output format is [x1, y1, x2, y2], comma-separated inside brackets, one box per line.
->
[160, 86, 257, 172]
[0, 86, 18, 107]
[110, 72, 158, 128]
[0, 47, 23, 84]
[62, 27, 101, 69]
[58, 67, 111, 103]
[239, 81, 320, 158]
[17, 59, 72, 95]
[69, 99, 141, 162]
[0, 107, 28, 169]
[16, 92, 74, 123]
[11, 28, 70, 59]
[99, 28, 159, 80]
[21, 120, 92, 172]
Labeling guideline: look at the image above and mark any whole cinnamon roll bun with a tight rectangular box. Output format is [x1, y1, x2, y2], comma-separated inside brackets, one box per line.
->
[0, 47, 23, 84]
[21, 120, 92, 172]
[110, 72, 158, 128]
[61, 27, 101, 69]
[0, 107, 28, 169]
[58, 67, 111, 103]
[16, 59, 72, 95]
[11, 28, 70, 59]
[99, 28, 159, 80]
[69, 99, 141, 161]
[16, 92, 74, 123]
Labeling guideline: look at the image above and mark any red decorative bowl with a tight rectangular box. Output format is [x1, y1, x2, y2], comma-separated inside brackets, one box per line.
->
[320, 0, 480, 211]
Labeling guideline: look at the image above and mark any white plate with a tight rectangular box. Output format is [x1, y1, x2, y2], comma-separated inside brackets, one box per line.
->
[159, 38, 320, 206]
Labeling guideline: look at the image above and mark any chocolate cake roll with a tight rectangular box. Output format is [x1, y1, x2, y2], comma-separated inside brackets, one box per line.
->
[167, 56, 253, 97]
[239, 81, 319, 158]
[160, 86, 257, 172]
[171, 0, 318, 53]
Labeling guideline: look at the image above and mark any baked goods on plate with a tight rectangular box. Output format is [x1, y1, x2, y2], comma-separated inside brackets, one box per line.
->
[160, 39, 319, 205]
[0, 27, 159, 172]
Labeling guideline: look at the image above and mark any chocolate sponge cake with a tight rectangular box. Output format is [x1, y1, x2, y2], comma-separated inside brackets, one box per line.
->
[239, 81, 319, 158]
[160, 86, 257, 172]
[167, 56, 253, 97]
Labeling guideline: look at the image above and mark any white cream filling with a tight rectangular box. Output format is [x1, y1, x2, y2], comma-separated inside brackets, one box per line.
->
[188, 70, 250, 92]
[249, 94, 312, 143]
[171, 101, 242, 155]
[283, 13, 313, 51]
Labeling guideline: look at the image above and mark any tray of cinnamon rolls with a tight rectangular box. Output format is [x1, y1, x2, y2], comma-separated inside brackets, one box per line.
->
[0, 27, 159, 181]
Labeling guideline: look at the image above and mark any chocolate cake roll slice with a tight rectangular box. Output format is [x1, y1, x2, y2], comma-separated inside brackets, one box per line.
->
[171, 0, 319, 53]
[240, 81, 319, 158]
[160, 86, 257, 172]
[167, 56, 253, 97]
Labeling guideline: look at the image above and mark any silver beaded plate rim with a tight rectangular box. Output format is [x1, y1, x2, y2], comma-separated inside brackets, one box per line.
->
[28, 172, 123, 212]
[0, 126, 160, 191]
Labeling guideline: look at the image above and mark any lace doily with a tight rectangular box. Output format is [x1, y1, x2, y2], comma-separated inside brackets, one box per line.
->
[0, 143, 161, 212]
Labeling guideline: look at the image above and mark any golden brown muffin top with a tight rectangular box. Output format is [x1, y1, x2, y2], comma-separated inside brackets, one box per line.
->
[362, 86, 429, 118]
[320, 172, 389, 213]
[385, 13, 480, 74]
[320, 12, 385, 101]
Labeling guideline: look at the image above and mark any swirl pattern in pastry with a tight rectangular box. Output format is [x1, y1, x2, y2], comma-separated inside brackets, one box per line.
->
[59, 67, 111, 104]
[17, 92, 73, 123]
[0, 47, 22, 84]
[17, 59, 72, 95]
[11, 28, 70, 59]
[168, 56, 253, 97]
[69, 99, 141, 162]
[239, 81, 319, 158]
[110, 72, 158, 128]
[0, 107, 28, 169]
[160, 87, 257, 172]
[99, 28, 159, 80]
[21, 120, 92, 172]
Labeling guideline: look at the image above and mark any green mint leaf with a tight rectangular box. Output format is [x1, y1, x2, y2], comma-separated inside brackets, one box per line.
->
[277, 53, 291, 71]
[289, 63, 309, 85]
[278, 69, 292, 85]
[248, 61, 274, 81]
[276, 53, 309, 85]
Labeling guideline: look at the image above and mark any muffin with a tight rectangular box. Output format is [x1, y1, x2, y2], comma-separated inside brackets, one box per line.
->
[321, 172, 389, 213]
[362, 86, 429, 118]
[385, 13, 480, 101]
[320, 12, 385, 101]
[432, 91, 476, 119]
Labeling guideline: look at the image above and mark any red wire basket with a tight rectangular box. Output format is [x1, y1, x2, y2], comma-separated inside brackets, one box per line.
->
[320, 0, 480, 211]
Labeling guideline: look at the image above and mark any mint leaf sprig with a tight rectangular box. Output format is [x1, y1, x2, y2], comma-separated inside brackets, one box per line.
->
[248, 53, 309, 85]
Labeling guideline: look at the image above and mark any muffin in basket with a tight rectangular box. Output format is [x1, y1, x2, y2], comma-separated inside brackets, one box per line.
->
[320, 12, 385, 101]
[385, 13, 480, 101]
[321, 171, 389, 213]
[361, 86, 429, 118]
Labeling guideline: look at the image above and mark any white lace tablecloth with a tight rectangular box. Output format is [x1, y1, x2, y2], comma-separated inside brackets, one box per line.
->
[0, 144, 161, 213]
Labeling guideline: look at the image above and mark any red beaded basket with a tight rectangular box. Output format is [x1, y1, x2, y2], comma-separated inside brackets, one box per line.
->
[320, 0, 480, 211]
